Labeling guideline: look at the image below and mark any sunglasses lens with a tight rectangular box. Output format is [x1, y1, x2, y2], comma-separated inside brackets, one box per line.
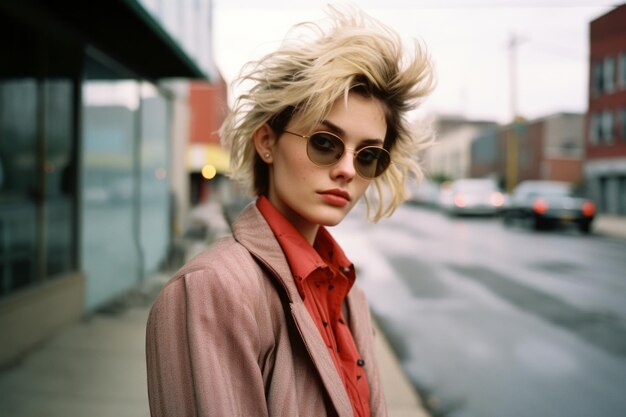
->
[302, 131, 391, 179]
[307, 132, 344, 165]
[355, 147, 391, 178]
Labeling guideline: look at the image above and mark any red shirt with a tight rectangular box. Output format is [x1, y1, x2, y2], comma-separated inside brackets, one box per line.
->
[257, 197, 371, 417]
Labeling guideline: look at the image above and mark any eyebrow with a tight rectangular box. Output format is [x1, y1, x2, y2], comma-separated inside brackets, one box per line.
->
[319, 120, 384, 146]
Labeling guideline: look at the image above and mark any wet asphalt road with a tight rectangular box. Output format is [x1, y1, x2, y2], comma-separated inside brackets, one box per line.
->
[333, 203, 626, 417]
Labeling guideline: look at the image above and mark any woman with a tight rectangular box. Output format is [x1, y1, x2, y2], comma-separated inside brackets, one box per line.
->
[146, 6, 433, 417]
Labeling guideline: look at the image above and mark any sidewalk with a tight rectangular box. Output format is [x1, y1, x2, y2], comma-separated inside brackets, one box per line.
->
[593, 214, 626, 240]
[0, 278, 162, 417]
[0, 201, 430, 417]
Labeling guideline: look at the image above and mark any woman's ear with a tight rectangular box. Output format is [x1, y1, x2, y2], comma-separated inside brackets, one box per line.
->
[253, 123, 277, 163]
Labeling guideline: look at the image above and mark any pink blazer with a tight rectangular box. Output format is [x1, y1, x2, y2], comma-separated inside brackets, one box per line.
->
[146, 202, 387, 417]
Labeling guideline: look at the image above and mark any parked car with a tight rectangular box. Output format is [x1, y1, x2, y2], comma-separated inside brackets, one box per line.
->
[502, 180, 596, 233]
[440, 178, 504, 216]
[406, 178, 440, 207]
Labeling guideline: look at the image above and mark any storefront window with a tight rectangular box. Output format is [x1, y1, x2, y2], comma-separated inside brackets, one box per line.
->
[45, 80, 75, 277]
[81, 56, 172, 311]
[82, 77, 141, 310]
[0, 80, 38, 295]
[139, 83, 171, 273]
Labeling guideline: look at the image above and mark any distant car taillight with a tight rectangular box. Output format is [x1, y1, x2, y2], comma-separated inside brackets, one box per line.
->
[490, 192, 504, 207]
[582, 201, 596, 217]
[454, 194, 467, 208]
[533, 198, 548, 215]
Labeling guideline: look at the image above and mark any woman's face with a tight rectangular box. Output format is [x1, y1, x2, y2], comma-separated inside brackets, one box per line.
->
[262, 93, 387, 242]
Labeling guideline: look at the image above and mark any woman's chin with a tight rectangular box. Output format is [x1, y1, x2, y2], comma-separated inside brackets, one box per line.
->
[311, 207, 350, 227]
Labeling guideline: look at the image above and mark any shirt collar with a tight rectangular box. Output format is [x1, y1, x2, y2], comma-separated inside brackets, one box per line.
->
[256, 196, 355, 285]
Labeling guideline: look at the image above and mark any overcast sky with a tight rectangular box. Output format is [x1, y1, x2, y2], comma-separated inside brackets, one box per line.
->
[212, 0, 618, 123]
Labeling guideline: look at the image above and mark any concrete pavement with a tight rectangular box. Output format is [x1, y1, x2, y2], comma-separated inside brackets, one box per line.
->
[0, 279, 160, 417]
[0, 201, 431, 417]
[593, 214, 626, 240]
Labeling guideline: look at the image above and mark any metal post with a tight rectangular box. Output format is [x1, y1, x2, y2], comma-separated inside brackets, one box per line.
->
[133, 82, 145, 284]
[507, 33, 521, 193]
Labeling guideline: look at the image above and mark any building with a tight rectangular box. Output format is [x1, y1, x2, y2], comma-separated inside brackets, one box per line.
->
[187, 81, 229, 206]
[470, 125, 506, 186]
[585, 5, 626, 215]
[426, 116, 497, 181]
[470, 113, 585, 189]
[0, 0, 221, 365]
[537, 113, 585, 184]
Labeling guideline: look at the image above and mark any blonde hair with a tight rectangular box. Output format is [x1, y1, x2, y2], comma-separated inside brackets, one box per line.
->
[220, 6, 435, 222]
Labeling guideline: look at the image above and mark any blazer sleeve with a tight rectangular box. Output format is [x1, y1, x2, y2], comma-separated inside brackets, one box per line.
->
[145, 267, 266, 417]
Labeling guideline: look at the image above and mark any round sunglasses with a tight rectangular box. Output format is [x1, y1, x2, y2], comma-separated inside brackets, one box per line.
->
[283, 130, 391, 179]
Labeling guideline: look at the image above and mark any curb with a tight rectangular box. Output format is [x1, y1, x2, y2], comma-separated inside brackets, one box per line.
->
[593, 215, 626, 240]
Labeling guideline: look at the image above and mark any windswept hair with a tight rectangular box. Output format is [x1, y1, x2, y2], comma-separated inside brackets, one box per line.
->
[220, 6, 435, 222]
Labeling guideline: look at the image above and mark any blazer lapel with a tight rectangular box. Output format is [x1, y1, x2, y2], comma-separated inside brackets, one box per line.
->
[289, 302, 354, 417]
[346, 288, 389, 417]
[233, 202, 354, 417]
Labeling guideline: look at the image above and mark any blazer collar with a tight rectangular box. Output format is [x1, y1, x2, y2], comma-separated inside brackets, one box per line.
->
[232, 201, 299, 301]
[232, 201, 354, 417]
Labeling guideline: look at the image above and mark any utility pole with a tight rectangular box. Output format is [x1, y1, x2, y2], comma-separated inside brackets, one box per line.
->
[506, 32, 523, 193]
[509, 33, 519, 120]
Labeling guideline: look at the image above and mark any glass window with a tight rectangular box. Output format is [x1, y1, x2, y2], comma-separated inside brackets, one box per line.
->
[621, 108, 626, 140]
[81, 58, 172, 312]
[592, 61, 604, 96]
[588, 113, 599, 145]
[139, 83, 170, 274]
[0, 12, 80, 299]
[601, 111, 614, 144]
[81, 77, 141, 311]
[619, 53, 626, 90]
[603, 57, 615, 94]
[45, 80, 76, 277]
[620, 176, 626, 216]
[0, 80, 38, 295]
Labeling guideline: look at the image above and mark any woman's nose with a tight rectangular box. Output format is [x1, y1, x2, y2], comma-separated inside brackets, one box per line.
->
[329, 148, 357, 181]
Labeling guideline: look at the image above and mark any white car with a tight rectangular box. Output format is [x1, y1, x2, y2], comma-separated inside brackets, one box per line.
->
[442, 178, 504, 216]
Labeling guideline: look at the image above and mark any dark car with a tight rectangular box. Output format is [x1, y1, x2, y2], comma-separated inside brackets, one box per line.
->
[502, 180, 596, 233]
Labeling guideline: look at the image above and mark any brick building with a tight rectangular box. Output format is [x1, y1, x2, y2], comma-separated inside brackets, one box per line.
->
[470, 113, 584, 189]
[585, 4, 626, 215]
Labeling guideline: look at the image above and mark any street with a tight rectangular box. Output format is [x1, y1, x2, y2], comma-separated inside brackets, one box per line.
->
[332, 203, 626, 417]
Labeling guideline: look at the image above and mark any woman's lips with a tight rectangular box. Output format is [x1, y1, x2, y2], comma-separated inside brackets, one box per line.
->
[317, 189, 351, 207]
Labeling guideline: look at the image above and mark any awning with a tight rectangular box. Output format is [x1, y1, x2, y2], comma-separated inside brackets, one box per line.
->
[188, 144, 230, 174]
[0, 0, 208, 81]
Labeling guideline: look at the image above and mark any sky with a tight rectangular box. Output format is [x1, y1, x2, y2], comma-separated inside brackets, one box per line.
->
[211, 0, 618, 124]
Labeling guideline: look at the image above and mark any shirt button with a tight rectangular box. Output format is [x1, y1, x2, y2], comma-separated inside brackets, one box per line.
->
[357, 359, 365, 367]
